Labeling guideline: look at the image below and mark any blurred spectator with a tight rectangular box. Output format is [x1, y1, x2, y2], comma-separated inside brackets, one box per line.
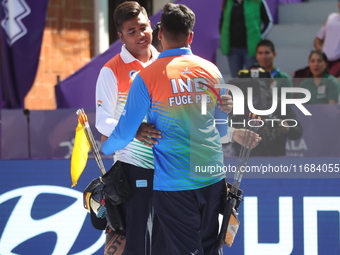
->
[298, 50, 340, 104]
[294, 0, 340, 85]
[219, 0, 273, 78]
[229, 66, 302, 156]
[255, 39, 294, 98]
[314, 0, 340, 78]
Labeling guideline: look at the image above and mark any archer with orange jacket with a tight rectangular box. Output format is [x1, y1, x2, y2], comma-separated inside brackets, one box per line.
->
[102, 4, 228, 254]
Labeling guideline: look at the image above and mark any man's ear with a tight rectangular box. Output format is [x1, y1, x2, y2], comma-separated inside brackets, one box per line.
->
[158, 27, 163, 41]
[118, 32, 124, 43]
[188, 31, 194, 44]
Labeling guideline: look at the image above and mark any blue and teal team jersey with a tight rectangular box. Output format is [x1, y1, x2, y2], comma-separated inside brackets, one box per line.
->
[102, 48, 228, 191]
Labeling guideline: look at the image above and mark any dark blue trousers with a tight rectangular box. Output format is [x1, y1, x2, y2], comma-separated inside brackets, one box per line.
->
[153, 180, 224, 255]
[119, 161, 154, 255]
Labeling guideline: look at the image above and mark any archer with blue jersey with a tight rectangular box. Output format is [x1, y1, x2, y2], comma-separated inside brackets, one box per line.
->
[102, 46, 228, 191]
[102, 4, 228, 254]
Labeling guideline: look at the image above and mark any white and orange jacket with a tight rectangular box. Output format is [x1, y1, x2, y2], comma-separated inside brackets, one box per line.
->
[95, 44, 159, 169]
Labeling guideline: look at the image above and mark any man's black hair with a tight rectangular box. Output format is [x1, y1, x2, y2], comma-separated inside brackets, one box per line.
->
[114, 1, 148, 32]
[160, 3, 195, 42]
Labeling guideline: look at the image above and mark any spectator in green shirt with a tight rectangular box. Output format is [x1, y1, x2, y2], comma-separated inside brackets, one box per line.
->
[255, 39, 293, 99]
[299, 50, 340, 104]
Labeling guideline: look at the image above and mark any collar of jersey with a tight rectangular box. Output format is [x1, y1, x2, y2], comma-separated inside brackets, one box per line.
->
[271, 67, 280, 77]
[158, 47, 193, 59]
[120, 44, 159, 64]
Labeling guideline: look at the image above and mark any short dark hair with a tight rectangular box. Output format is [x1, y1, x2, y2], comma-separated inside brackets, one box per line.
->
[160, 3, 195, 42]
[113, 1, 148, 32]
[256, 39, 276, 53]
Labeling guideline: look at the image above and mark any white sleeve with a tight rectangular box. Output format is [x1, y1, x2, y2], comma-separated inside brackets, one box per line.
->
[95, 66, 119, 137]
[220, 127, 235, 144]
[317, 14, 331, 40]
[316, 25, 326, 40]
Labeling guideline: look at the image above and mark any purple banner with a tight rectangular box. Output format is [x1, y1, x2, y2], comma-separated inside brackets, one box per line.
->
[0, 0, 48, 108]
[1, 105, 340, 159]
